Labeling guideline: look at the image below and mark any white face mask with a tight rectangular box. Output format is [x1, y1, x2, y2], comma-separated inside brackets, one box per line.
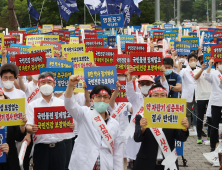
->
[218, 65, 222, 71]
[179, 58, 185, 63]
[132, 76, 137, 79]
[158, 48, 163, 52]
[117, 76, 126, 81]
[189, 62, 197, 68]
[32, 75, 39, 81]
[54, 91, 63, 94]
[2, 80, 14, 89]
[140, 85, 152, 95]
[40, 84, 53, 96]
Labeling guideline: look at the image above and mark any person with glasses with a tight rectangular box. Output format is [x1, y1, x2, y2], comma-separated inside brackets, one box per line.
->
[64, 75, 122, 170]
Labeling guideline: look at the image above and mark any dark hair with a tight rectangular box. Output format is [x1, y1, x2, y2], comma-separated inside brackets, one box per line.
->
[144, 37, 147, 41]
[90, 85, 112, 99]
[157, 39, 163, 43]
[149, 83, 166, 97]
[38, 72, 55, 80]
[0, 63, 19, 78]
[187, 53, 198, 62]
[163, 57, 174, 67]
[0, 69, 16, 78]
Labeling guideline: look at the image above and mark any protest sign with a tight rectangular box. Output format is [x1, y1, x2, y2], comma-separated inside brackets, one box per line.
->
[84, 39, 104, 48]
[84, 66, 117, 90]
[113, 54, 130, 74]
[107, 36, 116, 48]
[119, 35, 134, 49]
[26, 26, 39, 34]
[34, 106, 73, 135]
[53, 25, 63, 30]
[93, 48, 117, 66]
[64, 32, 70, 43]
[100, 14, 124, 29]
[70, 36, 79, 44]
[10, 31, 25, 42]
[29, 45, 54, 58]
[0, 129, 6, 163]
[15, 52, 46, 76]
[6, 48, 20, 59]
[0, 98, 25, 126]
[213, 32, 222, 43]
[172, 28, 179, 33]
[174, 42, 191, 55]
[129, 26, 141, 32]
[175, 140, 184, 156]
[97, 35, 108, 47]
[203, 53, 214, 68]
[0, 54, 10, 66]
[40, 41, 61, 57]
[211, 45, 222, 62]
[53, 30, 65, 41]
[26, 35, 44, 46]
[104, 31, 117, 36]
[189, 33, 197, 37]
[202, 44, 213, 53]
[169, 40, 175, 49]
[73, 69, 85, 93]
[144, 98, 187, 129]
[95, 26, 102, 30]
[47, 58, 73, 68]
[181, 37, 199, 50]
[23, 34, 33, 45]
[4, 38, 16, 48]
[0, 33, 4, 55]
[164, 24, 173, 28]
[153, 31, 164, 42]
[200, 31, 214, 42]
[217, 38, 222, 45]
[130, 52, 163, 75]
[79, 35, 97, 43]
[10, 44, 31, 54]
[125, 43, 147, 55]
[163, 32, 177, 41]
[79, 24, 91, 30]
[61, 43, 85, 58]
[43, 35, 59, 42]
[43, 24, 53, 33]
[40, 68, 73, 91]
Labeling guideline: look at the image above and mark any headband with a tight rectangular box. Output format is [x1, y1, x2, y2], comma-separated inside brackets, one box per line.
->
[0, 88, 4, 94]
[38, 76, 55, 85]
[148, 87, 167, 96]
[92, 90, 110, 98]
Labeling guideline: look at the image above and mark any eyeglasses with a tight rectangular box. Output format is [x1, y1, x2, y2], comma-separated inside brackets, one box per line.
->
[94, 95, 110, 101]
[2, 76, 15, 81]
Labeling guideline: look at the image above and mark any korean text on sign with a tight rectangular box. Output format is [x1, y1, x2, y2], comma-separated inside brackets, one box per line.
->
[15, 52, 46, 76]
[0, 98, 25, 126]
[144, 98, 187, 129]
[100, 14, 124, 29]
[84, 39, 104, 48]
[34, 106, 73, 135]
[174, 42, 191, 55]
[93, 48, 117, 66]
[29, 45, 54, 58]
[125, 43, 147, 55]
[113, 54, 130, 74]
[130, 52, 163, 76]
[62, 44, 85, 58]
[181, 37, 199, 50]
[47, 58, 73, 68]
[203, 53, 215, 68]
[84, 66, 118, 90]
[211, 45, 222, 62]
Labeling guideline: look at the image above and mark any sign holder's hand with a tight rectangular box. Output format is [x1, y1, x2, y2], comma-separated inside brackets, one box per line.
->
[127, 65, 135, 82]
[181, 117, 189, 131]
[69, 123, 75, 131]
[0, 143, 9, 154]
[140, 117, 148, 134]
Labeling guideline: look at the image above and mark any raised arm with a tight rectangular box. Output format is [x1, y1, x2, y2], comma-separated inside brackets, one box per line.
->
[204, 59, 214, 84]
[83, 81, 90, 107]
[18, 76, 27, 92]
[1, 47, 7, 66]
[109, 81, 121, 109]
[194, 64, 206, 80]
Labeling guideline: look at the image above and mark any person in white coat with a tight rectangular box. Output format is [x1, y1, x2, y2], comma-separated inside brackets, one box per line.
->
[64, 75, 122, 170]
[204, 59, 222, 151]
[177, 53, 199, 129]
[124, 65, 169, 166]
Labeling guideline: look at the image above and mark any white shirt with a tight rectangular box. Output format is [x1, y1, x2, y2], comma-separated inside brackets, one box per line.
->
[204, 70, 222, 107]
[25, 81, 41, 103]
[193, 69, 213, 100]
[64, 97, 122, 170]
[26, 96, 68, 144]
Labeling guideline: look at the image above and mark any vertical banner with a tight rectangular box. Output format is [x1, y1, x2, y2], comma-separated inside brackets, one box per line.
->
[130, 52, 163, 75]
[113, 54, 130, 74]
[125, 43, 147, 55]
[93, 48, 117, 66]
[0, 33, 4, 55]
[0, 129, 6, 163]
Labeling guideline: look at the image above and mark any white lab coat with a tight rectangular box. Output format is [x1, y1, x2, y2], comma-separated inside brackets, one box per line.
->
[64, 97, 122, 170]
[179, 65, 197, 103]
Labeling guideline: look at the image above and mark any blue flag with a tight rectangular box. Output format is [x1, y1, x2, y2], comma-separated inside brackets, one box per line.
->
[85, 0, 105, 15]
[27, 0, 40, 21]
[65, 0, 79, 12]
[57, 0, 78, 21]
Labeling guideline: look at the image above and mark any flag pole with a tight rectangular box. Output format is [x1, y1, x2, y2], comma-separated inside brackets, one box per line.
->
[85, 5, 95, 23]
[38, 0, 46, 26]
[84, 4, 86, 24]
[29, 14, 32, 27]
[60, 15, 63, 27]
[95, 14, 96, 25]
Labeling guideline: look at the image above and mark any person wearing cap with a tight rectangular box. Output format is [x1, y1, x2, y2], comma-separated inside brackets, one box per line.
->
[123, 65, 169, 165]
[133, 83, 189, 170]
[177, 53, 200, 130]
[204, 59, 222, 152]
[155, 57, 182, 98]
[64, 75, 122, 170]
[26, 72, 75, 170]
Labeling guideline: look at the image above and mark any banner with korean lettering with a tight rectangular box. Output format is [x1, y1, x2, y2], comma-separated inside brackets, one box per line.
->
[26, 35, 44, 46]
[130, 52, 162, 75]
[7, 48, 20, 59]
[163, 32, 177, 41]
[144, 98, 187, 129]
[107, 36, 116, 48]
[46, 58, 73, 68]
[100, 14, 124, 29]
[15, 52, 46, 76]
[174, 42, 191, 55]
[212, 31, 222, 43]
[0, 33, 4, 55]
[43, 24, 53, 33]
[0, 129, 6, 163]
[211, 45, 222, 62]
[10, 31, 25, 42]
[181, 37, 199, 50]
[202, 44, 212, 53]
[119, 35, 134, 49]
[169, 40, 175, 49]
[40, 68, 73, 91]
[104, 31, 117, 36]
[189, 33, 197, 37]
[40, 41, 61, 58]
[43, 35, 59, 42]
[93, 48, 117, 66]
[26, 26, 39, 34]
[217, 38, 222, 45]
[84, 39, 104, 48]
[97, 35, 108, 47]
[113, 54, 130, 74]
[53, 30, 65, 41]
[0, 98, 25, 126]
[4, 38, 16, 48]
[61, 43, 85, 58]
[125, 43, 147, 55]
[203, 53, 214, 68]
[84, 66, 118, 90]
[10, 44, 31, 54]
[153, 31, 164, 42]
[70, 36, 79, 44]
[164, 24, 173, 28]
[29, 45, 54, 58]
[34, 106, 73, 135]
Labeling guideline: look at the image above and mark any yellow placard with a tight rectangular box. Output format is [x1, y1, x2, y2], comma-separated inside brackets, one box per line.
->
[26, 35, 45, 46]
[181, 36, 192, 38]
[62, 44, 85, 58]
[144, 98, 187, 129]
[43, 35, 59, 42]
[43, 24, 53, 33]
[207, 48, 211, 53]
[29, 45, 54, 58]
[124, 29, 128, 35]
[66, 26, 76, 31]
[0, 33, 4, 55]
[0, 98, 25, 126]
[79, 24, 91, 30]
[169, 41, 174, 49]
[70, 37, 79, 44]
[74, 69, 84, 93]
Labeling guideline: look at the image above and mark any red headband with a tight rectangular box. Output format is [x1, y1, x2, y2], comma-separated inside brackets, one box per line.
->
[148, 87, 167, 96]
[92, 90, 110, 98]
[38, 76, 55, 85]
[0, 88, 4, 94]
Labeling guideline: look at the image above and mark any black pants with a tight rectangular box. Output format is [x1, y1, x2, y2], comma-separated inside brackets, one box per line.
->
[64, 139, 73, 170]
[197, 100, 209, 138]
[33, 142, 66, 170]
[207, 117, 212, 137]
[210, 105, 222, 149]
